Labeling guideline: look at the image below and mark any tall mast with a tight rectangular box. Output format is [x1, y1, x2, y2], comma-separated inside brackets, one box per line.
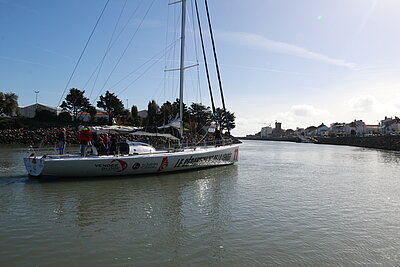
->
[179, 0, 187, 146]
[204, 0, 230, 135]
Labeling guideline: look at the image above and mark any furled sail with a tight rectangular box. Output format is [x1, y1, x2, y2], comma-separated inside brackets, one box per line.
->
[157, 117, 181, 130]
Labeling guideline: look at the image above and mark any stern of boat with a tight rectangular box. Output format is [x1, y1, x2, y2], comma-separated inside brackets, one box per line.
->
[24, 156, 45, 177]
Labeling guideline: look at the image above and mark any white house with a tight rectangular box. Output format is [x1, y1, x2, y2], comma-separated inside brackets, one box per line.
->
[260, 126, 273, 138]
[19, 103, 61, 118]
[330, 122, 346, 136]
[305, 126, 317, 137]
[346, 120, 366, 136]
[380, 117, 400, 134]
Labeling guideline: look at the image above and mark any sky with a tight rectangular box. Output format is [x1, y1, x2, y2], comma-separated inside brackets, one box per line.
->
[1, 0, 400, 136]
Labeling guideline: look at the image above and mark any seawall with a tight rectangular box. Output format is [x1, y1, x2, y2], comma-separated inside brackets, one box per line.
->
[239, 135, 400, 151]
[316, 136, 400, 151]
[238, 137, 301, 143]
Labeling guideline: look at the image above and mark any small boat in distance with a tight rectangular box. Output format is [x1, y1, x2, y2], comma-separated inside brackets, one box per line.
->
[24, 0, 239, 178]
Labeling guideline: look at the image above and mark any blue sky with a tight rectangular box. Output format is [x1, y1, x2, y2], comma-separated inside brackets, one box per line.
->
[1, 0, 400, 136]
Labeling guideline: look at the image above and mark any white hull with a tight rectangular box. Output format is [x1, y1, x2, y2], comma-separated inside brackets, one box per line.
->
[24, 145, 239, 178]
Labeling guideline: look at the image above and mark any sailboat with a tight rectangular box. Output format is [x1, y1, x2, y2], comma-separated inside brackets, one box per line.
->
[24, 0, 239, 178]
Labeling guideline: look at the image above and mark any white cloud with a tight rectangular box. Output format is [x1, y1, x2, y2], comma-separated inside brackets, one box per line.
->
[221, 31, 357, 69]
[290, 104, 327, 117]
[272, 104, 333, 129]
[232, 104, 332, 136]
[348, 94, 381, 113]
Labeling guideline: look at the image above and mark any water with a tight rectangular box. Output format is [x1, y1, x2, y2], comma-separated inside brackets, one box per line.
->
[1, 141, 400, 266]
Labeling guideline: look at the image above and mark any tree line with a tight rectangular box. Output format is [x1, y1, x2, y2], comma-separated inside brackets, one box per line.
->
[1, 89, 235, 130]
[61, 88, 235, 130]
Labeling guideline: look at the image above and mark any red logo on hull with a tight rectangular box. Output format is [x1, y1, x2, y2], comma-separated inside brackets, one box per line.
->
[234, 148, 239, 161]
[111, 159, 128, 172]
[158, 157, 169, 172]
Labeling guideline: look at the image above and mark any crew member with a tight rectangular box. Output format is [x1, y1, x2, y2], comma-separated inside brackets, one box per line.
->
[79, 126, 92, 157]
[58, 128, 67, 154]
[103, 133, 109, 150]
[215, 127, 222, 146]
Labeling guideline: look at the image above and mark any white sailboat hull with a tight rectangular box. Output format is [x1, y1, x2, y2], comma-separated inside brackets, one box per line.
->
[24, 145, 239, 178]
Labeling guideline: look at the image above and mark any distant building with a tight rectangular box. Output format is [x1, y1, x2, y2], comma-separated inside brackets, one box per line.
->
[261, 126, 273, 138]
[346, 120, 366, 136]
[330, 122, 346, 136]
[365, 125, 379, 134]
[380, 116, 400, 134]
[19, 103, 61, 118]
[272, 121, 283, 137]
[316, 123, 329, 136]
[76, 110, 109, 122]
[295, 128, 305, 135]
[138, 110, 148, 119]
[305, 126, 317, 137]
[285, 129, 295, 136]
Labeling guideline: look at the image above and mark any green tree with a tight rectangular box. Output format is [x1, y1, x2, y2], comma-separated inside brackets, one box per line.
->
[189, 103, 212, 126]
[130, 105, 141, 126]
[87, 105, 97, 122]
[97, 90, 124, 125]
[214, 107, 236, 131]
[118, 109, 131, 124]
[35, 109, 57, 121]
[159, 101, 173, 125]
[0, 92, 19, 116]
[60, 88, 91, 121]
[146, 100, 160, 127]
[172, 98, 189, 122]
[58, 111, 72, 122]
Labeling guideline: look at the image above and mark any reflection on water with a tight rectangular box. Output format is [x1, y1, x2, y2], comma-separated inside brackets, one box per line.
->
[1, 142, 400, 265]
[377, 149, 400, 164]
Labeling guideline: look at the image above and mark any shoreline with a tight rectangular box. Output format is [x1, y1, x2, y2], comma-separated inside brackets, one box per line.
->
[238, 136, 400, 151]
[238, 136, 301, 143]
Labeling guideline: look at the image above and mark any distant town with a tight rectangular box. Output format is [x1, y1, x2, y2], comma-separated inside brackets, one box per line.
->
[247, 117, 400, 141]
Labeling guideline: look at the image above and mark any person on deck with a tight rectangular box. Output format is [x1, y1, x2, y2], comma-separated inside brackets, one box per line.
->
[215, 127, 222, 146]
[103, 133, 109, 150]
[92, 131, 98, 147]
[108, 134, 118, 155]
[58, 128, 67, 154]
[97, 136, 107, 155]
[79, 126, 92, 157]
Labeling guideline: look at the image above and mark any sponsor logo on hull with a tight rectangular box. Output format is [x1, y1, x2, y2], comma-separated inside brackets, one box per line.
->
[132, 163, 141, 170]
[174, 152, 233, 168]
[158, 157, 169, 172]
[95, 159, 128, 172]
[234, 148, 239, 161]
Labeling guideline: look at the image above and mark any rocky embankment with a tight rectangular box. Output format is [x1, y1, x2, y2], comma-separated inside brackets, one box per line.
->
[316, 136, 400, 151]
[0, 127, 240, 148]
[0, 127, 79, 145]
[239, 135, 400, 151]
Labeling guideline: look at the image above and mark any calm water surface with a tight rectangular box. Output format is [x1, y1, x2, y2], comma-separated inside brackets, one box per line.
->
[1, 141, 400, 266]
